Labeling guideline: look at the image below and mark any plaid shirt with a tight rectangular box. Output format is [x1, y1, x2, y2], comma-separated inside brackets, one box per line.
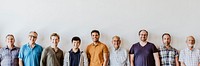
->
[0, 46, 20, 66]
[158, 45, 179, 66]
[179, 48, 200, 66]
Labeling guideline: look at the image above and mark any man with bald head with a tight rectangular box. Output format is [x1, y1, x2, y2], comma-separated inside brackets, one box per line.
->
[109, 36, 130, 66]
[179, 36, 200, 66]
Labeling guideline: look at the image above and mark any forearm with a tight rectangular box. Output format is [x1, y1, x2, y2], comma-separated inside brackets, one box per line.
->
[19, 59, 23, 66]
[103, 59, 108, 66]
[181, 62, 186, 66]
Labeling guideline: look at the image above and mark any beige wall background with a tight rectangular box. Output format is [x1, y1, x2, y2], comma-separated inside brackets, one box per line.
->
[0, 0, 200, 52]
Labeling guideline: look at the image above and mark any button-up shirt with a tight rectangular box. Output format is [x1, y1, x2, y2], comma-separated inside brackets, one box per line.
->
[109, 47, 130, 66]
[18, 43, 43, 66]
[0, 46, 20, 66]
[158, 45, 179, 66]
[179, 48, 200, 66]
[86, 42, 109, 66]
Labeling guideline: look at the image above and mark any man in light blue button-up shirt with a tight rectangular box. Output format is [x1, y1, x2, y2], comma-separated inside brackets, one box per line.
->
[109, 36, 130, 66]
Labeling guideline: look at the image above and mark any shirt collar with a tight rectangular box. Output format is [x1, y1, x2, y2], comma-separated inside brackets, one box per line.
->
[70, 48, 80, 54]
[6, 45, 17, 50]
[162, 45, 173, 50]
[112, 46, 121, 51]
[186, 47, 195, 51]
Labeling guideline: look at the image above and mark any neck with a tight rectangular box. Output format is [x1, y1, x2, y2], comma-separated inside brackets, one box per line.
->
[8, 44, 14, 49]
[51, 45, 57, 49]
[114, 47, 119, 50]
[188, 46, 194, 50]
[29, 42, 35, 48]
[93, 41, 100, 45]
[165, 44, 170, 49]
[73, 48, 79, 52]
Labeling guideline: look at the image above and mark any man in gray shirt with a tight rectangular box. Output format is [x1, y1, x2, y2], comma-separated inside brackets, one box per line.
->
[40, 33, 64, 66]
[0, 34, 20, 66]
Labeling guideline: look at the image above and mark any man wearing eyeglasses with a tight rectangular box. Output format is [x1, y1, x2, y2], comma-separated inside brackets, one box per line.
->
[18, 31, 43, 66]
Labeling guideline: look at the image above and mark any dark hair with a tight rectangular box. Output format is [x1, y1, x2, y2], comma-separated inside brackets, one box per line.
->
[162, 33, 171, 39]
[138, 29, 148, 35]
[71, 36, 81, 43]
[50, 33, 60, 39]
[91, 30, 100, 35]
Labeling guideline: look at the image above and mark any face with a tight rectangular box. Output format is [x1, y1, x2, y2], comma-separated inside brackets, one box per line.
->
[72, 40, 80, 49]
[112, 37, 121, 49]
[139, 31, 148, 42]
[28, 32, 38, 44]
[6, 36, 15, 46]
[162, 35, 171, 46]
[91, 32, 100, 42]
[186, 36, 195, 47]
[51, 36, 60, 46]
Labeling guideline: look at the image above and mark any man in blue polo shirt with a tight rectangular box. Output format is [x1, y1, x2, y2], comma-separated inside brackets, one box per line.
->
[18, 31, 43, 66]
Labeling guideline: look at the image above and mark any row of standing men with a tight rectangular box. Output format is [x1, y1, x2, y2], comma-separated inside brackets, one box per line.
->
[0, 29, 199, 66]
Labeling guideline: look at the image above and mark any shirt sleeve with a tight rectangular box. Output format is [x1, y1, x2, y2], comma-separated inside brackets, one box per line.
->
[179, 50, 184, 62]
[103, 44, 109, 53]
[152, 44, 159, 53]
[129, 44, 134, 54]
[18, 46, 24, 59]
[40, 48, 47, 66]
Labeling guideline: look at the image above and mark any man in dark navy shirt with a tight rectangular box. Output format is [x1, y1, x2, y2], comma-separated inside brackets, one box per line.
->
[129, 29, 160, 66]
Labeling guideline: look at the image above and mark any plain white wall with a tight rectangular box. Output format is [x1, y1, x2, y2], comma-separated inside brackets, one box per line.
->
[0, 0, 200, 52]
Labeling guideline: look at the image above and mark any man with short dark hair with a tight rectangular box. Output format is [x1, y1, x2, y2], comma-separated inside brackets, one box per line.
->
[63, 36, 88, 66]
[129, 29, 160, 66]
[86, 30, 109, 66]
[158, 33, 179, 66]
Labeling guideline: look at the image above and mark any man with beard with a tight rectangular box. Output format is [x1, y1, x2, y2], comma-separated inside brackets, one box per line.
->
[129, 29, 160, 66]
[179, 36, 200, 66]
[158, 33, 179, 66]
[86, 30, 109, 66]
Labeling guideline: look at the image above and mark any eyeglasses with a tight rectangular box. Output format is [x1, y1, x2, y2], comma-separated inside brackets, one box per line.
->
[29, 35, 37, 38]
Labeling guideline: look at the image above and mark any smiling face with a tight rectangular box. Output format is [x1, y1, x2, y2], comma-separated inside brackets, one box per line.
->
[51, 36, 60, 46]
[28, 32, 38, 44]
[186, 36, 195, 47]
[112, 36, 121, 49]
[6, 35, 15, 46]
[139, 31, 148, 42]
[72, 40, 80, 49]
[91, 32, 100, 42]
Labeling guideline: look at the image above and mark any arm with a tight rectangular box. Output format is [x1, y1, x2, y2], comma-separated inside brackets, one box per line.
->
[175, 56, 180, 66]
[40, 49, 47, 66]
[63, 53, 69, 66]
[130, 54, 134, 66]
[83, 52, 88, 66]
[19, 59, 23, 66]
[198, 62, 200, 66]
[103, 53, 109, 66]
[153, 52, 160, 66]
[180, 62, 186, 66]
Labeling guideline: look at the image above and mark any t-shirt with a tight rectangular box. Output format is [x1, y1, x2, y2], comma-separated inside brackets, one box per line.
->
[129, 42, 158, 66]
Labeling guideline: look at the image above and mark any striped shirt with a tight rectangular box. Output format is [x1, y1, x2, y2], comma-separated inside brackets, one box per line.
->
[158, 45, 179, 66]
[179, 48, 200, 66]
[0, 46, 20, 66]
[109, 47, 130, 66]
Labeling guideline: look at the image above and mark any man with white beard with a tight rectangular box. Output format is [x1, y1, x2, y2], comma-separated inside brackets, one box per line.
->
[179, 36, 200, 66]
